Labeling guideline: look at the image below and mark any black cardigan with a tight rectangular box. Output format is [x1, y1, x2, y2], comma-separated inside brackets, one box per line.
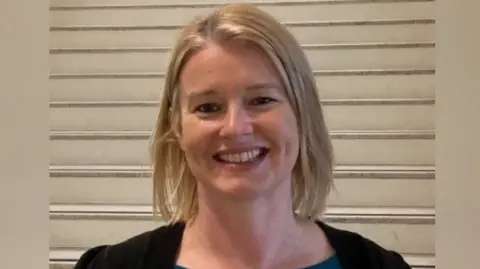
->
[73, 221, 412, 269]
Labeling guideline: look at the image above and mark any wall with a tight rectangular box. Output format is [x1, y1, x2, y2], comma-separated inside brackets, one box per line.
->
[0, 0, 478, 268]
[0, 0, 49, 268]
[436, 0, 480, 268]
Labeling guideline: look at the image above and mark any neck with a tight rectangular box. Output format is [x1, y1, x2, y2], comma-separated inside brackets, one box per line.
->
[182, 182, 309, 269]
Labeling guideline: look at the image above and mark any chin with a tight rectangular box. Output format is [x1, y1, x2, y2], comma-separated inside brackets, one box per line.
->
[211, 175, 284, 201]
[202, 175, 263, 199]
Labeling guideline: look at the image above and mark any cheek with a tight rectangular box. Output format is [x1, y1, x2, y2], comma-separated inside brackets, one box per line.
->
[283, 117, 300, 161]
[179, 122, 202, 154]
[262, 109, 299, 161]
[179, 127, 211, 177]
[278, 109, 300, 167]
[178, 114, 217, 160]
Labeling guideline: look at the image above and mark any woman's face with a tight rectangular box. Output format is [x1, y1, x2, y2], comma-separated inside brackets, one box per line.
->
[177, 42, 299, 200]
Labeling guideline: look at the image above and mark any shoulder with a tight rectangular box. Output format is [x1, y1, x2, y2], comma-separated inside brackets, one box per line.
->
[73, 222, 185, 269]
[316, 221, 412, 269]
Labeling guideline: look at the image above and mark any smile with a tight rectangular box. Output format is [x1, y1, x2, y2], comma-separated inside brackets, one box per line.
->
[214, 148, 269, 164]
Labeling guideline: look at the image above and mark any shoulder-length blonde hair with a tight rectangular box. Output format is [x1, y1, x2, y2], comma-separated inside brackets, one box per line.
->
[150, 3, 334, 224]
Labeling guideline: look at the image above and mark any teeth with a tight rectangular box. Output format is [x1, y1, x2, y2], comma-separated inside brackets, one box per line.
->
[218, 149, 262, 163]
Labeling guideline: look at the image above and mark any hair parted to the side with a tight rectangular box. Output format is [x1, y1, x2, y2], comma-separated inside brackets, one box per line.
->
[149, 3, 335, 224]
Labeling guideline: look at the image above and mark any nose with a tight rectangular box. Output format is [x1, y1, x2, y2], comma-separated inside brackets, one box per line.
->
[219, 103, 253, 138]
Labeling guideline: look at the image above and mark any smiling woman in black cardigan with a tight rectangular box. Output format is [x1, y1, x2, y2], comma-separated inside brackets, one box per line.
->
[75, 4, 411, 269]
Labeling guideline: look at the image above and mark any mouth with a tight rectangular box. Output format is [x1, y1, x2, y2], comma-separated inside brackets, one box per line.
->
[213, 147, 269, 164]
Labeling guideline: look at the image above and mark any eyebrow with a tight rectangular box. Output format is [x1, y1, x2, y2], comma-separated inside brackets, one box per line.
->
[185, 89, 217, 106]
[244, 82, 282, 91]
[186, 82, 282, 101]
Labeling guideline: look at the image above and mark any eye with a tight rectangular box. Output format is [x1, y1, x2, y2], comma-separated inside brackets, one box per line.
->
[250, 97, 277, 106]
[194, 103, 221, 114]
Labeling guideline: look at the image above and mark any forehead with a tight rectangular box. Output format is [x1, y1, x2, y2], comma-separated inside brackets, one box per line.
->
[178, 41, 283, 98]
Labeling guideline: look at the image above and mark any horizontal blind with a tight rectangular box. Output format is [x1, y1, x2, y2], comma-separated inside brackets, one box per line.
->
[49, 1, 435, 268]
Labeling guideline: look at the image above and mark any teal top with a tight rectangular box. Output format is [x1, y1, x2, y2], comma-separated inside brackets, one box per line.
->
[175, 254, 343, 269]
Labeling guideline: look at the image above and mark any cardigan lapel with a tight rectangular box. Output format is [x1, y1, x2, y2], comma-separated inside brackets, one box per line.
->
[142, 222, 186, 269]
[142, 221, 378, 269]
[316, 221, 376, 269]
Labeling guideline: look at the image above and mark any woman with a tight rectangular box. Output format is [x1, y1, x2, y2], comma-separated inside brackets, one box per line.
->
[75, 4, 411, 269]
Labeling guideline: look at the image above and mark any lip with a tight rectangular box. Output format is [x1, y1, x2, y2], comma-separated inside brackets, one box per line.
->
[212, 147, 270, 164]
[212, 147, 269, 171]
[214, 146, 268, 156]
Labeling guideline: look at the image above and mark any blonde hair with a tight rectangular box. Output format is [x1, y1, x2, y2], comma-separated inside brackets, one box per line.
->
[150, 3, 334, 223]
